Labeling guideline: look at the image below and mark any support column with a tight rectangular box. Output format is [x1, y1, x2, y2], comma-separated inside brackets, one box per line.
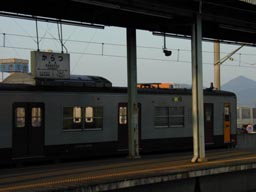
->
[191, 13, 206, 163]
[214, 41, 221, 90]
[126, 28, 140, 159]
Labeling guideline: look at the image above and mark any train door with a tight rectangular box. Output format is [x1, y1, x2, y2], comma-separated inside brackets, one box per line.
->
[12, 103, 44, 158]
[224, 103, 231, 143]
[117, 103, 141, 151]
[204, 103, 214, 144]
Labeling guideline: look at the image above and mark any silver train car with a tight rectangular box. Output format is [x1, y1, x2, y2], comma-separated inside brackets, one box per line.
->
[0, 77, 237, 163]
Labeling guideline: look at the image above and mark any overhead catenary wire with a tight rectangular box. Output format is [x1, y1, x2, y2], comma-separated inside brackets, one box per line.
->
[71, 29, 98, 72]
[0, 44, 255, 69]
[57, 21, 63, 53]
[214, 44, 245, 65]
[57, 21, 68, 53]
[0, 31, 255, 70]
[1, 32, 256, 56]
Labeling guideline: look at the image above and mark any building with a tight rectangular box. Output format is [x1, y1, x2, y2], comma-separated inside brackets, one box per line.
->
[0, 58, 29, 73]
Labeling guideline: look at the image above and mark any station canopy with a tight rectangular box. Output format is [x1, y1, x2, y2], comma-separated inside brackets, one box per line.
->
[0, 0, 256, 45]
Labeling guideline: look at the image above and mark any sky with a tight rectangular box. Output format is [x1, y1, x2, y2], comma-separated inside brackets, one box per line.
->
[0, 16, 255, 87]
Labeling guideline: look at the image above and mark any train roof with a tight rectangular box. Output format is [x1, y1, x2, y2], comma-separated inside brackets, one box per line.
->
[0, 73, 236, 97]
[0, 82, 236, 97]
[35, 75, 112, 88]
[2, 73, 112, 87]
[0, 73, 235, 96]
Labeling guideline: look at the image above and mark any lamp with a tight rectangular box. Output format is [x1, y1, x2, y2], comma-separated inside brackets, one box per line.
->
[163, 33, 172, 56]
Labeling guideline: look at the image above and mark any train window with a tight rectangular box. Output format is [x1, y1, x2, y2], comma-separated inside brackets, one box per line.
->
[85, 107, 93, 123]
[155, 107, 169, 128]
[169, 107, 184, 127]
[119, 107, 127, 125]
[63, 107, 73, 129]
[73, 107, 82, 123]
[205, 111, 211, 121]
[85, 106, 103, 129]
[224, 106, 230, 115]
[155, 107, 184, 128]
[31, 107, 42, 127]
[237, 108, 241, 119]
[63, 106, 103, 130]
[242, 108, 250, 119]
[93, 107, 103, 128]
[15, 107, 25, 128]
[63, 107, 82, 130]
[224, 104, 231, 121]
[253, 108, 256, 119]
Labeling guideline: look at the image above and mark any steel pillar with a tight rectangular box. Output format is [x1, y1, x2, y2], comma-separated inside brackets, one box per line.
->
[214, 41, 221, 90]
[126, 28, 140, 159]
[191, 13, 206, 163]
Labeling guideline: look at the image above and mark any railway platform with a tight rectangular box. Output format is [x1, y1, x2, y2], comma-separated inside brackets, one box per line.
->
[1, 147, 256, 192]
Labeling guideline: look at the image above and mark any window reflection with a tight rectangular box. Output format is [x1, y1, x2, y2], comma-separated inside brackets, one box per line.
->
[119, 107, 127, 125]
[85, 107, 93, 123]
[31, 107, 42, 127]
[73, 107, 81, 123]
[63, 106, 103, 130]
[16, 107, 25, 128]
[155, 106, 184, 128]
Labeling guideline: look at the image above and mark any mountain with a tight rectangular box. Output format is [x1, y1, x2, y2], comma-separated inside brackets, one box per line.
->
[222, 76, 256, 107]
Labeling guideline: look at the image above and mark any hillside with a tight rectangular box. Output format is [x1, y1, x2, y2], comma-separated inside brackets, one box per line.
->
[222, 76, 256, 107]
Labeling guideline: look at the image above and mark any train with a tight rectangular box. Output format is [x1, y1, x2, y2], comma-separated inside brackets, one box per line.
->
[0, 74, 237, 163]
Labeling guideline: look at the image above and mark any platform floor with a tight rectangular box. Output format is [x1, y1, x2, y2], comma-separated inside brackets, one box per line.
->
[1, 148, 256, 192]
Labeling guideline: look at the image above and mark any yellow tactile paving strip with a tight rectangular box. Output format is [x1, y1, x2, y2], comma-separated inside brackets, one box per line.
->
[1, 149, 256, 192]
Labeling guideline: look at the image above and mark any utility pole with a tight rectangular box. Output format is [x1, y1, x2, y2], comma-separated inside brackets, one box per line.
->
[214, 41, 220, 90]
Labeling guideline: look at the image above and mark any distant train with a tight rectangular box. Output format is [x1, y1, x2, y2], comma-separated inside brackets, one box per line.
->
[0, 75, 237, 163]
[237, 106, 256, 128]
